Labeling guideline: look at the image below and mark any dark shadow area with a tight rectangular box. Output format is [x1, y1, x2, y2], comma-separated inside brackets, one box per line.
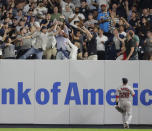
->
[0, 124, 151, 129]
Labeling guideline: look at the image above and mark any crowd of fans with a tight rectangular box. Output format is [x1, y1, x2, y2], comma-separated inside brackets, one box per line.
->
[0, 0, 152, 60]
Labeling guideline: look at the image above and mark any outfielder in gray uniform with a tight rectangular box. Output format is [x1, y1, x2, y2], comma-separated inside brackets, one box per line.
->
[115, 78, 135, 129]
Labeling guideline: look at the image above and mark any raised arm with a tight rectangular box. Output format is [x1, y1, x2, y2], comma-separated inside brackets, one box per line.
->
[125, 0, 130, 18]
[121, 17, 130, 28]
[81, 26, 93, 40]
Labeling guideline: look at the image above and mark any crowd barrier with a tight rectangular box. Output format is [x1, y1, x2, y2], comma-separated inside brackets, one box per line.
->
[0, 60, 151, 124]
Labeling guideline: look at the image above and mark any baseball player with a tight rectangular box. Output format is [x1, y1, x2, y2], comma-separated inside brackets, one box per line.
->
[115, 78, 135, 128]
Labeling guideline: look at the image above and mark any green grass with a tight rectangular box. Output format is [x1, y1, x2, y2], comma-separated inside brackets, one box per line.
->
[0, 129, 151, 131]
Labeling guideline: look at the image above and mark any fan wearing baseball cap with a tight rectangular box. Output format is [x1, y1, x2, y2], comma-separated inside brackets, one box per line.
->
[97, 4, 110, 33]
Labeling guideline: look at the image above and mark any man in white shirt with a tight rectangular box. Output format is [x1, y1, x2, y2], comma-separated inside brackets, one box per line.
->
[61, 0, 75, 13]
[84, 13, 98, 29]
[19, 26, 54, 59]
[43, 27, 57, 59]
[72, 0, 81, 7]
[66, 39, 78, 60]
[68, 7, 85, 28]
[96, 28, 108, 60]
[33, 2, 48, 19]
[56, 29, 70, 60]
[62, 5, 74, 22]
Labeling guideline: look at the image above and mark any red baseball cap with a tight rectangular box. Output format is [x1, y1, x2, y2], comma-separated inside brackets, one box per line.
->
[101, 4, 107, 7]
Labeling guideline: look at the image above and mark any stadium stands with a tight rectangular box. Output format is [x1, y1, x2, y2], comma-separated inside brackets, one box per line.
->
[0, 0, 152, 60]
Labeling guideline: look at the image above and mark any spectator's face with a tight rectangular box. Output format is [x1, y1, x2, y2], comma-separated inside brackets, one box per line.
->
[54, 7, 58, 14]
[93, 27, 98, 33]
[93, 11, 98, 18]
[131, 12, 136, 18]
[142, 18, 147, 23]
[119, 19, 124, 25]
[9, 8, 13, 13]
[39, 3, 44, 7]
[81, 2, 86, 8]
[42, 28, 47, 34]
[13, 19, 18, 24]
[18, 10, 22, 16]
[65, 5, 70, 12]
[3, 24, 8, 29]
[9, 13, 13, 18]
[29, 10, 33, 16]
[112, 4, 117, 10]
[21, 28, 25, 34]
[31, 17, 35, 22]
[30, 3, 36, 9]
[127, 31, 134, 39]
[143, 9, 148, 15]
[20, 21, 25, 26]
[59, 30, 64, 35]
[76, 31, 81, 37]
[132, 6, 137, 12]
[30, 26, 36, 32]
[4, 18, 9, 23]
[43, 0, 47, 4]
[24, 16, 28, 21]
[98, 29, 103, 35]
[113, 29, 118, 36]
[23, 28, 27, 34]
[119, 26, 124, 32]
[8, 38, 12, 43]
[101, 5, 106, 12]
[88, 14, 93, 20]
[46, 14, 51, 20]
[16, 2, 26, 10]
[75, 8, 79, 14]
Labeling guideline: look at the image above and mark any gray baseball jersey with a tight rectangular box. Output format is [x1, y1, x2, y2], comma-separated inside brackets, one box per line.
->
[116, 85, 135, 102]
[116, 85, 135, 124]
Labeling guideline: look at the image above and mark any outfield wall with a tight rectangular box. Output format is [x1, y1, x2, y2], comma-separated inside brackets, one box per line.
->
[0, 60, 151, 125]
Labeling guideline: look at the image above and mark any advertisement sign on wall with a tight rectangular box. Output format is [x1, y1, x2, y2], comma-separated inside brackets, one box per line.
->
[0, 60, 151, 125]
